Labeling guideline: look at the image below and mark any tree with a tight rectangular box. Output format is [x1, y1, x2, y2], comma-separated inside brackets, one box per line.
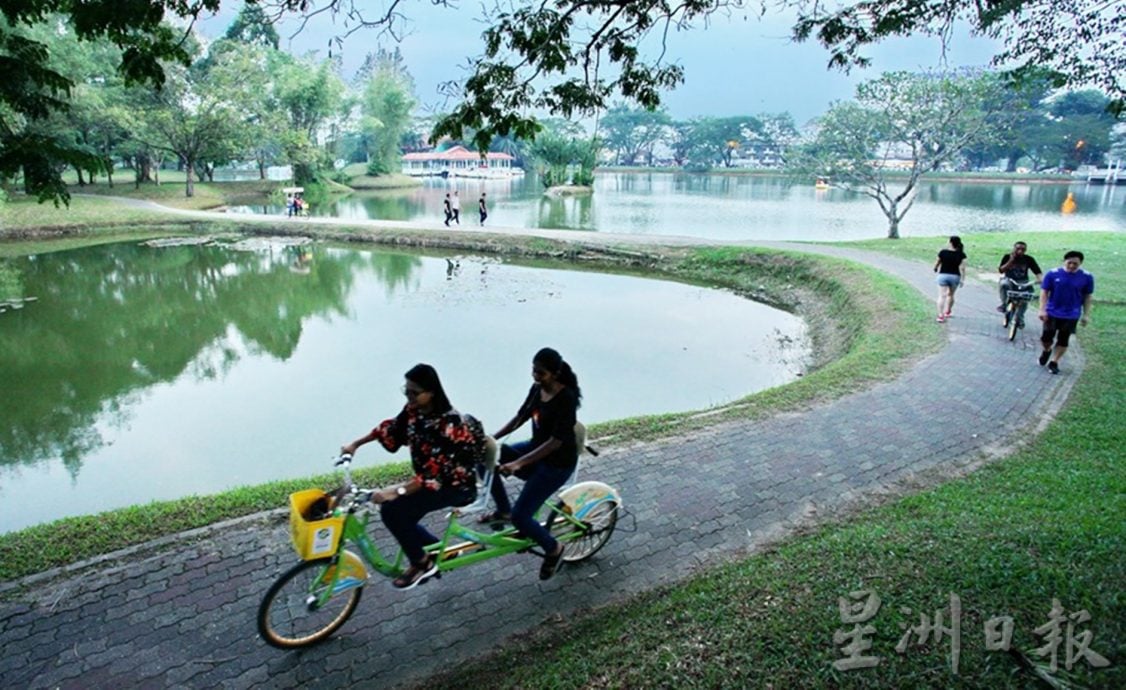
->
[4, 0, 1123, 204]
[748, 113, 800, 167]
[792, 0, 1125, 115]
[359, 51, 416, 175]
[597, 104, 669, 166]
[789, 71, 999, 238]
[528, 125, 599, 188]
[224, 2, 280, 49]
[680, 116, 761, 168]
[1046, 90, 1118, 169]
[135, 45, 263, 197]
[270, 53, 346, 185]
[1, 1, 220, 202]
[958, 70, 1058, 171]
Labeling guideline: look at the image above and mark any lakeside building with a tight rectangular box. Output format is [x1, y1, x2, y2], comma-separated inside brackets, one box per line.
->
[401, 146, 522, 178]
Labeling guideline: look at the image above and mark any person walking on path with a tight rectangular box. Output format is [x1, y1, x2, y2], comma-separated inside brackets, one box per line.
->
[996, 241, 1043, 312]
[451, 191, 461, 225]
[933, 235, 966, 323]
[340, 364, 486, 589]
[482, 347, 581, 580]
[1038, 250, 1094, 375]
[443, 193, 452, 226]
[479, 192, 488, 225]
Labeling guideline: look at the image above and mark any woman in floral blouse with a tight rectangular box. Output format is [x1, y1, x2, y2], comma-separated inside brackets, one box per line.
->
[341, 363, 485, 589]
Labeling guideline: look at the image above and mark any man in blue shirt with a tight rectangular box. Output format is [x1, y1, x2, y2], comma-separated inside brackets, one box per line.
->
[1038, 251, 1095, 374]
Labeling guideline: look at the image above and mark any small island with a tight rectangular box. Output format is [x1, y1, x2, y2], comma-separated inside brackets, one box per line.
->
[545, 184, 594, 197]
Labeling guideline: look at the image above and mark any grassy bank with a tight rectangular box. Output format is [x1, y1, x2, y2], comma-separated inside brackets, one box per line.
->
[423, 234, 1124, 689]
[340, 164, 423, 190]
[846, 232, 1124, 302]
[0, 194, 187, 233]
[0, 235, 937, 582]
[0, 464, 410, 582]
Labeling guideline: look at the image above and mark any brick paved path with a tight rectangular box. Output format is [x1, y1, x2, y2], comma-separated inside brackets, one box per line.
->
[0, 236, 1079, 689]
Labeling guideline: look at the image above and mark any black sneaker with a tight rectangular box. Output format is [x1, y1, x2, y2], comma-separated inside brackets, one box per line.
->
[1038, 350, 1051, 366]
[1048, 361, 1059, 375]
[539, 544, 565, 580]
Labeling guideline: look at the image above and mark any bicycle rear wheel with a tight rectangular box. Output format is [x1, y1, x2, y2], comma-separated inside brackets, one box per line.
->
[258, 558, 363, 649]
[550, 499, 619, 563]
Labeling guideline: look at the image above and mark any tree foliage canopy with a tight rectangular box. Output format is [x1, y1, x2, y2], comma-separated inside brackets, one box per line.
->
[792, 0, 1125, 116]
[789, 70, 1002, 237]
[2, 0, 1123, 203]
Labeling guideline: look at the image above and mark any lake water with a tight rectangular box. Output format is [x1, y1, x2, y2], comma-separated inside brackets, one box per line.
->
[0, 239, 809, 532]
[229, 171, 1126, 241]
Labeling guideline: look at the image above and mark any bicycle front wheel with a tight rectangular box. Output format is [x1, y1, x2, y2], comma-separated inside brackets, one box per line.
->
[1008, 305, 1019, 341]
[553, 499, 619, 563]
[257, 558, 363, 649]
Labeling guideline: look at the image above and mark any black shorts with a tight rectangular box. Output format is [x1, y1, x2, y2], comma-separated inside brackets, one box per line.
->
[1041, 316, 1079, 348]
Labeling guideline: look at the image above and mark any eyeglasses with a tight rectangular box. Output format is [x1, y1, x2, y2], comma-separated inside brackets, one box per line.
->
[402, 385, 427, 398]
[532, 366, 549, 376]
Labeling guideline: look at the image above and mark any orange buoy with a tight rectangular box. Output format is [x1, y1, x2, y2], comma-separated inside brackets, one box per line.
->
[1061, 191, 1077, 214]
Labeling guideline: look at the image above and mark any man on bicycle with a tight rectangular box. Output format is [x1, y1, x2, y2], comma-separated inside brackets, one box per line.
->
[996, 241, 1042, 313]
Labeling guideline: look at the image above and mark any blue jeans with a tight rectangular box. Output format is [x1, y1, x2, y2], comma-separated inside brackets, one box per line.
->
[380, 486, 473, 565]
[492, 441, 574, 553]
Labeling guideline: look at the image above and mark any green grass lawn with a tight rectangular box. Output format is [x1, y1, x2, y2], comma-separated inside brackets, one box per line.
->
[424, 232, 1125, 690]
[0, 194, 183, 231]
[846, 232, 1124, 304]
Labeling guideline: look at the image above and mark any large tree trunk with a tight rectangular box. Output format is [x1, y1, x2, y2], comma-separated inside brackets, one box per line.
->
[136, 155, 154, 184]
[258, 159, 267, 180]
[75, 166, 86, 186]
[184, 156, 195, 198]
[881, 197, 901, 239]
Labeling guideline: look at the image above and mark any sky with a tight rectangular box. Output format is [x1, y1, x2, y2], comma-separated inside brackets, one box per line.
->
[197, 1, 1002, 125]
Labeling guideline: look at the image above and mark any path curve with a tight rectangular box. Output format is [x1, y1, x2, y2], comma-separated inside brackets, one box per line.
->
[0, 210, 1081, 689]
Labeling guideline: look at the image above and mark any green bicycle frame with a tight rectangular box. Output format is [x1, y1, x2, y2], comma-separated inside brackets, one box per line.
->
[305, 497, 596, 606]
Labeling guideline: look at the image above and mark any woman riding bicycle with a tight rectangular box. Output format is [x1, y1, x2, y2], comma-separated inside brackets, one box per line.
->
[341, 363, 485, 590]
[482, 347, 581, 580]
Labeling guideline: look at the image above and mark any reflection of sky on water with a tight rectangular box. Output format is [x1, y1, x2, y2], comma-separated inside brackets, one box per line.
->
[0, 243, 808, 532]
[229, 172, 1126, 240]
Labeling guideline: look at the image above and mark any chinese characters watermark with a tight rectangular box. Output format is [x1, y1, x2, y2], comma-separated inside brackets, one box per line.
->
[832, 592, 1110, 676]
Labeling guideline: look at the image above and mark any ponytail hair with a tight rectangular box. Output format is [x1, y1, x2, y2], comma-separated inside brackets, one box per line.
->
[534, 347, 582, 408]
[949, 235, 964, 252]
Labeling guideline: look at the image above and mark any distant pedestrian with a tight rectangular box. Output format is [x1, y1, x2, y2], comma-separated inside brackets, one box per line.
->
[443, 193, 452, 227]
[451, 191, 461, 225]
[933, 235, 966, 323]
[1037, 250, 1094, 374]
[479, 193, 488, 225]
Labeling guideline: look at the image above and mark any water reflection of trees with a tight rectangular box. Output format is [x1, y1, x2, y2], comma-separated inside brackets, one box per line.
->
[536, 194, 594, 229]
[367, 251, 423, 295]
[0, 241, 413, 477]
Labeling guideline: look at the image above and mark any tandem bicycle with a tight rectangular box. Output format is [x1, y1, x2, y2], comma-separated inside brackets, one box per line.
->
[257, 433, 622, 649]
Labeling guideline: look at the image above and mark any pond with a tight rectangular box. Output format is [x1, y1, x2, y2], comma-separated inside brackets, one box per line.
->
[228, 171, 1126, 241]
[0, 239, 809, 532]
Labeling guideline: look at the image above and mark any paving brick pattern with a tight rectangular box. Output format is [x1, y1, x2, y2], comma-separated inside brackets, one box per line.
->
[0, 241, 1079, 689]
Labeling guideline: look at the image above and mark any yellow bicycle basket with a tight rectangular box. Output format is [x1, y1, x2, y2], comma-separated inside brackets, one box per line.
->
[288, 489, 344, 560]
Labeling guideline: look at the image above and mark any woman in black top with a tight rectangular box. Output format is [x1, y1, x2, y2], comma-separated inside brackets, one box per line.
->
[933, 235, 967, 323]
[484, 347, 581, 580]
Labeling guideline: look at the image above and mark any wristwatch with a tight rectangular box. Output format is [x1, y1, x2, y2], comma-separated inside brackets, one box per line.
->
[396, 486, 407, 497]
